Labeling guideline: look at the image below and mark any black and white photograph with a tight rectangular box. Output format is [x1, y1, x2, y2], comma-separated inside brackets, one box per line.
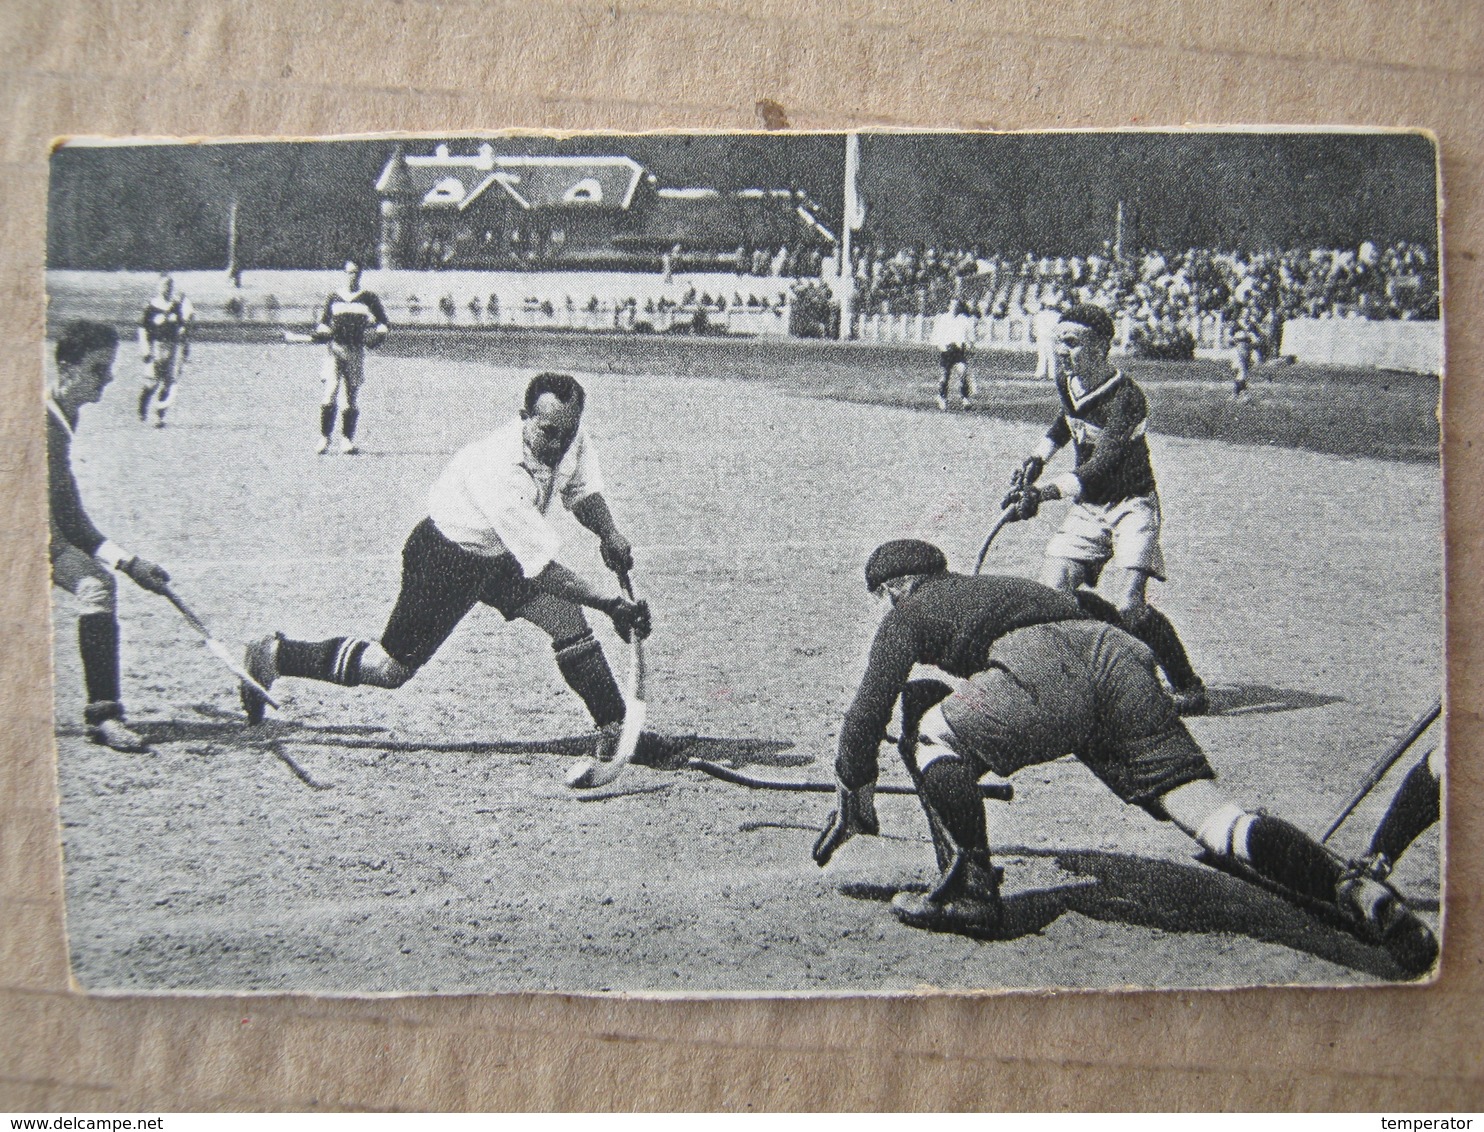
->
[44, 129, 1443, 995]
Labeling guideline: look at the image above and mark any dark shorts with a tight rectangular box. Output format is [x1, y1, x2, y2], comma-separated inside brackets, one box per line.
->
[939, 344, 968, 368]
[939, 621, 1213, 809]
[380, 518, 542, 669]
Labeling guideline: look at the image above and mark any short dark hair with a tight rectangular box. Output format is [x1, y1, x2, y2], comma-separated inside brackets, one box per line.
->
[524, 372, 586, 415]
[1060, 302, 1116, 343]
[55, 320, 119, 366]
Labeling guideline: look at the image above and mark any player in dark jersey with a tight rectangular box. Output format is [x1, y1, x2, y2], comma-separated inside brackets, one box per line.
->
[1002, 302, 1208, 715]
[136, 273, 193, 428]
[48, 321, 174, 751]
[811, 540, 1437, 977]
[311, 259, 390, 454]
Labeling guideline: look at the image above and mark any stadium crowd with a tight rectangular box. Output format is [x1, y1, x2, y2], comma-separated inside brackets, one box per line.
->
[850, 240, 1439, 357]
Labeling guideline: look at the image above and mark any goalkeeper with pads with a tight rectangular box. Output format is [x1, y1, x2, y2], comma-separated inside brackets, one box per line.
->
[813, 539, 1437, 978]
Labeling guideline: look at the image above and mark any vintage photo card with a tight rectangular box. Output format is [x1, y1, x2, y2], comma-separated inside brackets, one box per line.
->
[44, 130, 1442, 995]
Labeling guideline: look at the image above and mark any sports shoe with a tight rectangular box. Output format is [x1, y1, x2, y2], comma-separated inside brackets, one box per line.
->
[889, 850, 1004, 936]
[589, 720, 623, 764]
[89, 717, 150, 752]
[315, 435, 330, 455]
[1172, 681, 1209, 717]
[1335, 871, 1439, 977]
[960, 397, 972, 409]
[935, 395, 948, 412]
[240, 634, 280, 725]
[338, 436, 359, 455]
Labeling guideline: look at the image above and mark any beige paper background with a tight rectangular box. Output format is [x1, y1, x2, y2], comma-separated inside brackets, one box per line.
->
[3, 0, 1481, 1111]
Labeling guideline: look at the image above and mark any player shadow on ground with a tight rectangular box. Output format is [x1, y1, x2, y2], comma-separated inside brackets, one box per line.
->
[843, 845, 1407, 980]
[115, 704, 808, 769]
[1206, 684, 1344, 716]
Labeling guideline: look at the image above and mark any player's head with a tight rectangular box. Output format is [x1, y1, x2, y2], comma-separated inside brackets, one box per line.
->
[53, 320, 120, 406]
[865, 539, 948, 605]
[1056, 302, 1115, 378]
[521, 372, 586, 467]
[157, 272, 174, 299]
[343, 259, 362, 289]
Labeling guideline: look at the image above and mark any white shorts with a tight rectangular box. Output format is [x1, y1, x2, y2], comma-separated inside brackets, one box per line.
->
[1045, 492, 1166, 580]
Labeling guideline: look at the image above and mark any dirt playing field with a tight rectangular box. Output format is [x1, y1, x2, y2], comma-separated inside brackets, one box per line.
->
[50, 328, 1443, 994]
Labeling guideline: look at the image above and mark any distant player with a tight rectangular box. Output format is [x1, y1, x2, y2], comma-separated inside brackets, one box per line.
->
[136, 273, 193, 428]
[240, 372, 679, 768]
[1003, 302, 1207, 715]
[310, 259, 389, 454]
[931, 299, 976, 410]
[812, 540, 1437, 977]
[1031, 291, 1063, 382]
[1230, 324, 1256, 398]
[49, 321, 174, 751]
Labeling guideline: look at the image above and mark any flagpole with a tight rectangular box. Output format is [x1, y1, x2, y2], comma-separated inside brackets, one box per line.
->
[838, 132, 860, 341]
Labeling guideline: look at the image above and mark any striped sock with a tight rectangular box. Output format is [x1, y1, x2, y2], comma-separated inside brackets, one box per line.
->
[278, 636, 371, 686]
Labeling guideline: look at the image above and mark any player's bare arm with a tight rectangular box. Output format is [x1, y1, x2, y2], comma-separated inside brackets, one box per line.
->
[570, 492, 633, 574]
[533, 560, 650, 641]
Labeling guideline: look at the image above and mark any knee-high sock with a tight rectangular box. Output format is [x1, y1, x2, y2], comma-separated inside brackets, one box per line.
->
[278, 636, 370, 686]
[319, 404, 337, 438]
[341, 407, 359, 440]
[553, 631, 624, 727]
[1125, 605, 1201, 691]
[1239, 814, 1344, 904]
[1367, 758, 1441, 864]
[920, 755, 989, 854]
[138, 385, 154, 420]
[78, 612, 122, 711]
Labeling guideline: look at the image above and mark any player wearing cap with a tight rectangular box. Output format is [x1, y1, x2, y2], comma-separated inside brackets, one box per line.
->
[1002, 301, 1207, 715]
[811, 540, 1437, 977]
[239, 372, 680, 768]
[49, 320, 174, 751]
[136, 273, 193, 428]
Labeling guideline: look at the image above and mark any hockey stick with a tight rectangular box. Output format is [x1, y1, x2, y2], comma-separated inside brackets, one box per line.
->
[565, 571, 647, 789]
[161, 586, 279, 707]
[686, 756, 1012, 800]
[281, 330, 317, 344]
[1320, 697, 1441, 844]
[973, 506, 1018, 574]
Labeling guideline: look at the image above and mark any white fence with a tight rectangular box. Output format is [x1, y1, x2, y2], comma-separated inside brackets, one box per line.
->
[1280, 317, 1442, 374]
[46, 269, 797, 338]
[853, 310, 1231, 355]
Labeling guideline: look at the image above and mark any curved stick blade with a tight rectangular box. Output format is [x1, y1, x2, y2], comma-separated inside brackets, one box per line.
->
[973, 508, 1017, 574]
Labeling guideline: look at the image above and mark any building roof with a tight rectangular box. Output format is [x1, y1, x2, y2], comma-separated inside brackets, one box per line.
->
[387, 145, 647, 212]
[617, 188, 835, 248]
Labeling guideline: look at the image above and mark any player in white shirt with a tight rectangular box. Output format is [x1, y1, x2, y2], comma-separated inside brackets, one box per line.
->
[239, 373, 671, 764]
[1031, 292, 1064, 382]
[931, 299, 976, 410]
